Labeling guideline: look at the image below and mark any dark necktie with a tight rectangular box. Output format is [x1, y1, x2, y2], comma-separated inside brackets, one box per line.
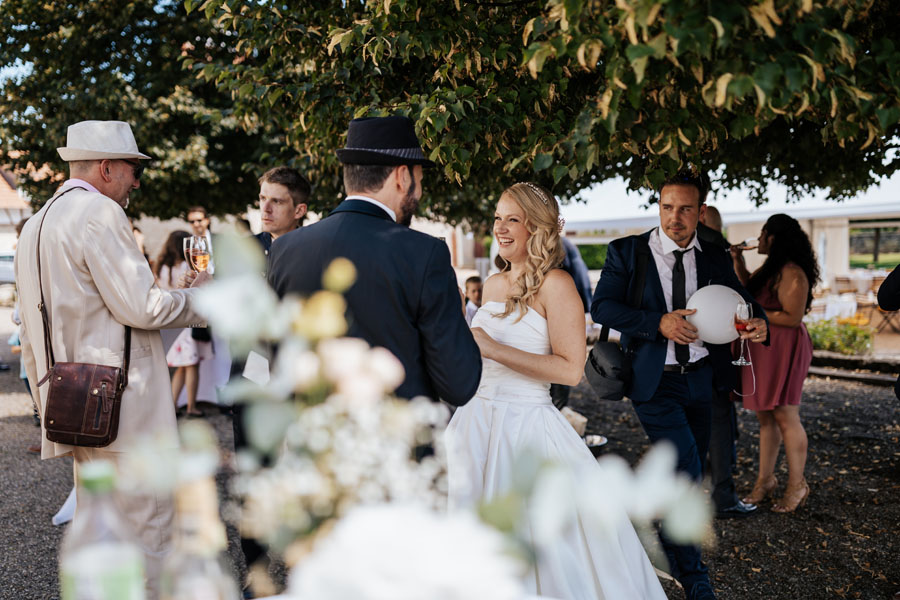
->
[672, 249, 690, 365]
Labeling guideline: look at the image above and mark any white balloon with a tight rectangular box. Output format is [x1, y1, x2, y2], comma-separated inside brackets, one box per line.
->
[685, 285, 745, 344]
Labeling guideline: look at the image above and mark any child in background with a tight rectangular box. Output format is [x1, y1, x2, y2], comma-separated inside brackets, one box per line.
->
[464, 276, 482, 327]
[8, 320, 38, 427]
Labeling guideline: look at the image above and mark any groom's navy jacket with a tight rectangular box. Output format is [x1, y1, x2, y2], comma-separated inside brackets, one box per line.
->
[267, 199, 481, 406]
[591, 229, 767, 403]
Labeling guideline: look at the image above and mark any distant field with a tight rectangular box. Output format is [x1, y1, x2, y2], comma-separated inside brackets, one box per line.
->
[849, 252, 900, 269]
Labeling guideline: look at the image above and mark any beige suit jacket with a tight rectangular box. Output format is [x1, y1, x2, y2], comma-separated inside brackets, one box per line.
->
[16, 185, 205, 458]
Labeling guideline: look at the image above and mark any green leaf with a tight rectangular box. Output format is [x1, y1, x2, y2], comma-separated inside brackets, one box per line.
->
[625, 44, 656, 62]
[534, 153, 554, 171]
[631, 56, 649, 83]
[727, 75, 755, 99]
[552, 164, 568, 183]
[876, 107, 900, 130]
[267, 88, 284, 106]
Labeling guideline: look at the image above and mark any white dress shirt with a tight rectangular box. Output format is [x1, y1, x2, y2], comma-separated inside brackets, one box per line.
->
[60, 178, 100, 195]
[203, 229, 215, 275]
[648, 228, 709, 365]
[346, 195, 397, 222]
[465, 300, 479, 327]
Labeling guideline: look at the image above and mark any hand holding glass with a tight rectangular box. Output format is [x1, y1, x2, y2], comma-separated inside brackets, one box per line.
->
[184, 236, 211, 273]
[732, 302, 753, 367]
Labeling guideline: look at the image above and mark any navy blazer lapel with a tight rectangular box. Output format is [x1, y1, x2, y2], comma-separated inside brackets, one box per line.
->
[329, 199, 394, 222]
[695, 238, 712, 288]
[639, 230, 667, 310]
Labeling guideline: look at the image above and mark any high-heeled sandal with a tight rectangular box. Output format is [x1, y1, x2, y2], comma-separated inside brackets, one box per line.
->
[742, 476, 778, 505]
[772, 479, 809, 513]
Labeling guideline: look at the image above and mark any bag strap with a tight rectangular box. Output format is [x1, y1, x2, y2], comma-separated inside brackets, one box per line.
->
[600, 237, 651, 343]
[35, 186, 131, 388]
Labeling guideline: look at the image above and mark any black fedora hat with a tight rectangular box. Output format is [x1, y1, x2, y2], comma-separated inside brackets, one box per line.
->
[336, 115, 436, 168]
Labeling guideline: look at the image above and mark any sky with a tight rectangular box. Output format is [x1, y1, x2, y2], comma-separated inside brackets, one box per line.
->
[560, 171, 900, 225]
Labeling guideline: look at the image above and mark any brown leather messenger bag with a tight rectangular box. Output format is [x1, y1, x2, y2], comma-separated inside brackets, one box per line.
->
[35, 187, 131, 447]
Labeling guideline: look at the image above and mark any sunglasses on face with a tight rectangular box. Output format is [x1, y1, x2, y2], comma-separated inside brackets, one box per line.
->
[189, 219, 205, 224]
[121, 159, 144, 180]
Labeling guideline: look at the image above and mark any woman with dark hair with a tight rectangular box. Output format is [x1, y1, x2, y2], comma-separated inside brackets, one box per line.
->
[152, 230, 191, 285]
[153, 230, 209, 417]
[732, 214, 819, 513]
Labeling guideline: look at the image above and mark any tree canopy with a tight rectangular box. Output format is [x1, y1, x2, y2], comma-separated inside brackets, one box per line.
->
[2, 1, 899, 225]
[0, 0, 266, 218]
[186, 0, 900, 224]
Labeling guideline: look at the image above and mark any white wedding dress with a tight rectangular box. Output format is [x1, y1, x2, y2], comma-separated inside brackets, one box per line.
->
[446, 302, 666, 600]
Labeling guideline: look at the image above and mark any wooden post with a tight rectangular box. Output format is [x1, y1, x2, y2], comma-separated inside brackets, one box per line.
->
[873, 228, 881, 265]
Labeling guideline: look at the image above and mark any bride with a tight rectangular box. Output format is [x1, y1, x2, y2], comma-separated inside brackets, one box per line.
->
[446, 182, 666, 599]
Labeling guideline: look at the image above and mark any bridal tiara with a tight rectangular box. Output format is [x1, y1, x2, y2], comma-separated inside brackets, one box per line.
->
[519, 181, 549, 205]
[515, 182, 565, 233]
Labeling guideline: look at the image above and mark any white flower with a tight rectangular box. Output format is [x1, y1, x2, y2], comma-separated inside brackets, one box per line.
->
[195, 273, 279, 353]
[317, 337, 370, 383]
[269, 337, 320, 395]
[629, 441, 684, 520]
[528, 465, 578, 546]
[205, 231, 265, 279]
[662, 483, 712, 545]
[367, 346, 405, 391]
[288, 504, 525, 600]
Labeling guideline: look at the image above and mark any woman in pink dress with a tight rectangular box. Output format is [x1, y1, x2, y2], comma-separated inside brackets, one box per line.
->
[152, 230, 210, 417]
[731, 214, 819, 513]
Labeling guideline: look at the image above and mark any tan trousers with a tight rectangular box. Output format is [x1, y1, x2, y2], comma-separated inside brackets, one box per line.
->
[72, 447, 174, 600]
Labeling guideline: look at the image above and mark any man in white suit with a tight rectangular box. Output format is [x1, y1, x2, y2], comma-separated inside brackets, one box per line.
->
[15, 120, 205, 596]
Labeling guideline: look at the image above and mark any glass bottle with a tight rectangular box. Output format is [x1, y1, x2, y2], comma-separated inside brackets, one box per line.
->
[59, 460, 146, 600]
[159, 476, 240, 600]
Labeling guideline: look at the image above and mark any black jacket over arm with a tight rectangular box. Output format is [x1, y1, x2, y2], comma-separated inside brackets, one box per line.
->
[877, 264, 900, 399]
[267, 199, 481, 406]
[878, 264, 900, 311]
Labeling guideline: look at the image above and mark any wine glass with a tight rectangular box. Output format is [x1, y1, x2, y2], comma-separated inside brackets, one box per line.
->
[185, 235, 211, 273]
[182, 236, 192, 269]
[732, 301, 753, 366]
[739, 237, 758, 251]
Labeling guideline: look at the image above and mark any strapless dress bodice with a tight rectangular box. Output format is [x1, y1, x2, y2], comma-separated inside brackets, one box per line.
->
[471, 301, 551, 403]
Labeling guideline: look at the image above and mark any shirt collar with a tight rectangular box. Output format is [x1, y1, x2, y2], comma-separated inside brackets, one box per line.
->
[657, 226, 702, 255]
[345, 195, 397, 222]
[61, 178, 100, 195]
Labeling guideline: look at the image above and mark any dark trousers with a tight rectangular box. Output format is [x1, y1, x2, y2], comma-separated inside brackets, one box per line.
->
[708, 387, 740, 510]
[632, 365, 714, 593]
[232, 401, 269, 573]
[549, 383, 570, 409]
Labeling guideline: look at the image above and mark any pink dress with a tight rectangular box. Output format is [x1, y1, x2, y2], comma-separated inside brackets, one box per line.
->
[158, 263, 212, 368]
[740, 279, 813, 411]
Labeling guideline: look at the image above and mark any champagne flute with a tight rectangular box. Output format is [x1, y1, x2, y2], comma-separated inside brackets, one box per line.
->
[186, 235, 211, 273]
[732, 301, 753, 366]
[738, 237, 758, 250]
[182, 236, 192, 269]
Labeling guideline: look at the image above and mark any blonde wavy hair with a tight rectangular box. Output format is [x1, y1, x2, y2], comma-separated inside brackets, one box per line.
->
[494, 182, 565, 321]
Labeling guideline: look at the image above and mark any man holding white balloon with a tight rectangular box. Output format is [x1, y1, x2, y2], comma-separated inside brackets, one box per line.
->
[591, 167, 768, 600]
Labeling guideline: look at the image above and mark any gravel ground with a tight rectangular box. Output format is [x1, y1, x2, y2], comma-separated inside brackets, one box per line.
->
[570, 376, 900, 600]
[2, 332, 898, 600]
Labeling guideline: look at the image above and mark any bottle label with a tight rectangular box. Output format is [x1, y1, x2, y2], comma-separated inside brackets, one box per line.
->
[60, 543, 145, 600]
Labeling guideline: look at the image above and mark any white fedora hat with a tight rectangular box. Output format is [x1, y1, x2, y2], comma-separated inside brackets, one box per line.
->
[57, 120, 151, 162]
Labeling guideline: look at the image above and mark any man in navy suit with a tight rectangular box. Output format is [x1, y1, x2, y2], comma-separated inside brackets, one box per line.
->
[267, 115, 481, 405]
[592, 169, 768, 600]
